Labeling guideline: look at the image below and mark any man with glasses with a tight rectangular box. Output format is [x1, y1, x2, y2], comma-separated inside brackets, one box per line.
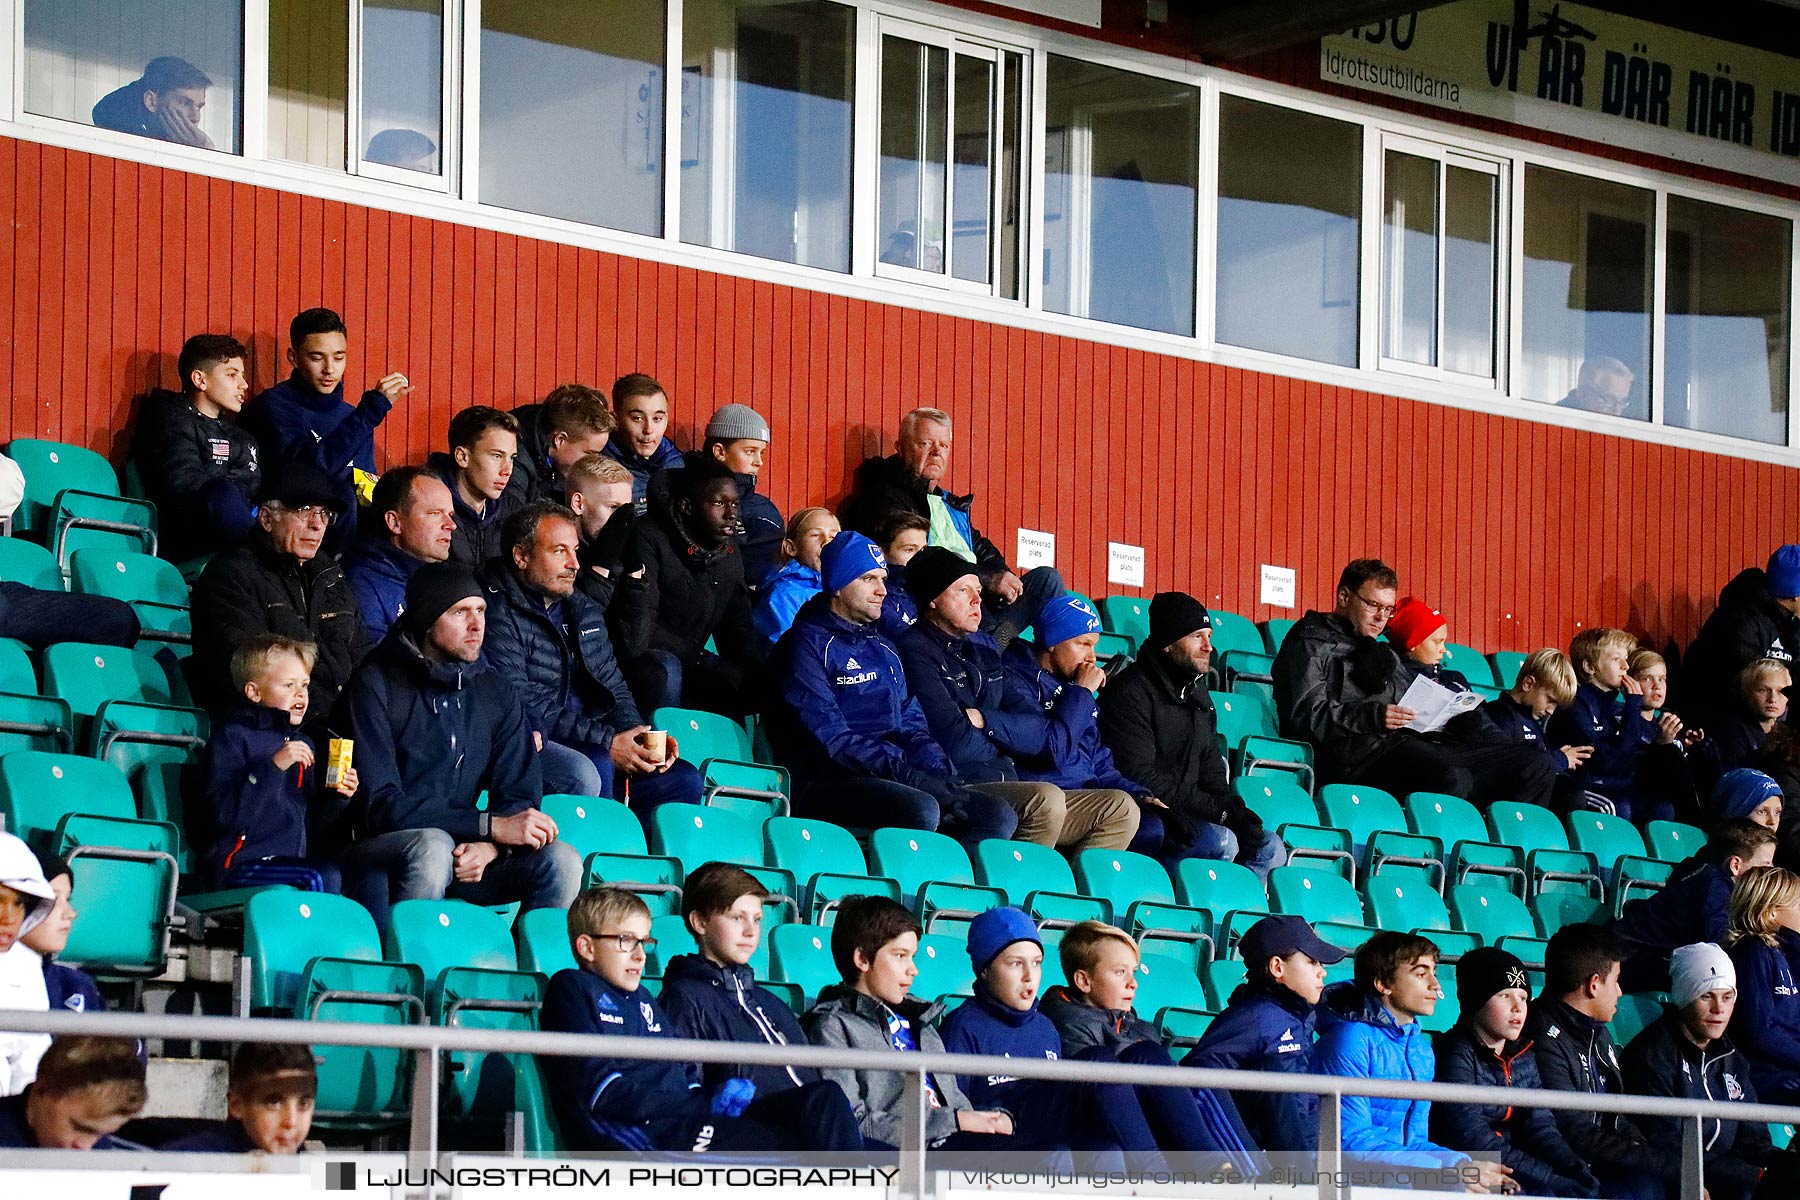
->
[192, 462, 370, 743]
[1272, 558, 1555, 808]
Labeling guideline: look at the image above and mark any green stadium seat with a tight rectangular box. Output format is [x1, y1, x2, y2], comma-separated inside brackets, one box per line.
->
[1094, 632, 1136, 662]
[1420, 962, 1459, 1034]
[1443, 643, 1497, 688]
[1489, 652, 1528, 690]
[0, 638, 37, 693]
[1173, 858, 1270, 951]
[1565, 810, 1668, 911]
[1646, 820, 1705, 863]
[1261, 619, 1296, 654]
[1100, 596, 1150, 646]
[1232, 777, 1354, 879]
[654, 706, 789, 819]
[1267, 867, 1371, 949]
[1365, 877, 1479, 960]
[1039, 928, 1068, 988]
[0, 690, 75, 757]
[1210, 610, 1272, 684]
[770, 924, 839, 1007]
[516, 907, 577, 978]
[97, 702, 207, 870]
[1406, 792, 1526, 895]
[1487, 803, 1602, 898]
[1201, 958, 1248, 1009]
[1317, 784, 1442, 885]
[1214, 692, 1316, 789]
[973, 838, 1109, 928]
[538, 795, 683, 916]
[0, 536, 65, 590]
[869, 828, 1005, 933]
[8, 439, 157, 571]
[69, 549, 191, 647]
[911, 933, 975, 1004]
[1449, 883, 1537, 947]
[243, 890, 425, 1127]
[40, 641, 198, 759]
[1134, 952, 1213, 1045]
[1770, 1123, 1795, 1151]
[647, 913, 701, 978]
[1532, 893, 1605, 937]
[1611, 992, 1665, 1047]
[765, 816, 900, 923]
[1468, 683, 1503, 702]
[1074, 848, 1213, 959]
[647, 803, 797, 920]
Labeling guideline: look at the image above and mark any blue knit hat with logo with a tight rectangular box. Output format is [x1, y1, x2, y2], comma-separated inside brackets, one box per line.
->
[1036, 594, 1102, 648]
[1715, 768, 1783, 821]
[820, 531, 886, 596]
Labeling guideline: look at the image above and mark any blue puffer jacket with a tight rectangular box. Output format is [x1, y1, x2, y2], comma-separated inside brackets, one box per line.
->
[343, 539, 422, 645]
[754, 560, 820, 646]
[1313, 982, 1464, 1169]
[480, 564, 645, 753]
[1001, 641, 1147, 795]
[766, 593, 953, 786]
[1185, 981, 1324, 1152]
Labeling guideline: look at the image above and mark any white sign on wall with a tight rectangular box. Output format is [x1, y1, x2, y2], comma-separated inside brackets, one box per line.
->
[1107, 542, 1146, 588]
[1260, 564, 1297, 609]
[1016, 528, 1056, 571]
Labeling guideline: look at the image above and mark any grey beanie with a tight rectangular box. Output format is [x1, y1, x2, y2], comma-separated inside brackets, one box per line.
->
[705, 403, 770, 443]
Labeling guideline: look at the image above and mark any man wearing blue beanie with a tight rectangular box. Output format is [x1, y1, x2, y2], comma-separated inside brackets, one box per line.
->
[764, 531, 1018, 850]
[1683, 545, 1800, 726]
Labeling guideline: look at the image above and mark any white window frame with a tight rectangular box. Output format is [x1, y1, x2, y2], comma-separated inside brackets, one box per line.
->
[352, 0, 458, 192]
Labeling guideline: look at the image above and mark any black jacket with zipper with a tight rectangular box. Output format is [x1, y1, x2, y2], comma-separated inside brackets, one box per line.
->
[1430, 1023, 1598, 1197]
[1524, 995, 1680, 1180]
[655, 952, 820, 1094]
[1621, 1008, 1774, 1198]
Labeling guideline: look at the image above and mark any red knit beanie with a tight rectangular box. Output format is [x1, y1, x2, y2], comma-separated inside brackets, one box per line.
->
[1385, 596, 1446, 651]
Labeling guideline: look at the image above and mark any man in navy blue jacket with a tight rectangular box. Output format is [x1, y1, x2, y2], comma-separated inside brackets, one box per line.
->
[342, 562, 577, 931]
[541, 886, 860, 1151]
[1611, 818, 1774, 992]
[766, 531, 1016, 848]
[342, 466, 456, 644]
[897, 548, 1137, 852]
[241, 308, 409, 550]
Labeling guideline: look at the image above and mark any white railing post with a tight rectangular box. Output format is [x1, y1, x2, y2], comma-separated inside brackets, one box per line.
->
[898, 1068, 930, 1200]
[1316, 1086, 1344, 1200]
[1680, 1112, 1706, 1200]
[407, 1041, 441, 1196]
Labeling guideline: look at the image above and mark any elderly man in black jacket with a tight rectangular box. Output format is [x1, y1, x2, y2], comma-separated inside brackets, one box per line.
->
[1272, 558, 1554, 809]
[1099, 591, 1285, 879]
[191, 461, 369, 743]
[481, 500, 702, 821]
[838, 407, 1061, 643]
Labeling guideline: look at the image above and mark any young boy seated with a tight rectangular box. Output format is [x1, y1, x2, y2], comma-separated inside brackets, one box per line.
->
[201, 635, 359, 892]
[1548, 628, 1659, 821]
[754, 507, 839, 646]
[657, 861, 859, 1127]
[873, 512, 928, 636]
[21, 853, 107, 1021]
[704, 404, 784, 587]
[1694, 659, 1793, 802]
[1314, 932, 1508, 1185]
[431, 405, 521, 569]
[0, 1037, 145, 1149]
[1430, 947, 1596, 1198]
[802, 895, 1018, 1151]
[1628, 649, 1707, 827]
[131, 332, 260, 561]
[541, 886, 858, 1152]
[1183, 915, 1344, 1153]
[1481, 649, 1591, 777]
[165, 1042, 317, 1154]
[0, 832, 56, 1095]
[1037, 920, 1257, 1169]
[1611, 817, 1775, 992]
[604, 373, 684, 509]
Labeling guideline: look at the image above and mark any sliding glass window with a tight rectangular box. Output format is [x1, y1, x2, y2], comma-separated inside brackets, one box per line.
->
[1379, 142, 1502, 380]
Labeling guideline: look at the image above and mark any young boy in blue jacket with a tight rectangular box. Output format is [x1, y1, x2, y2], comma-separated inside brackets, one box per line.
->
[1183, 915, 1344, 1152]
[540, 886, 858, 1152]
[1548, 628, 1658, 820]
[1481, 649, 1592, 778]
[1314, 932, 1508, 1188]
[1613, 817, 1775, 992]
[202, 635, 358, 892]
[165, 1042, 317, 1154]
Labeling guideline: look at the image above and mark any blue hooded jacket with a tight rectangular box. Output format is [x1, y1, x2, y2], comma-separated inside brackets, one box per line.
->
[1727, 927, 1800, 1104]
[201, 702, 315, 884]
[241, 371, 393, 546]
[1185, 980, 1324, 1152]
[1481, 693, 1568, 771]
[754, 560, 821, 646]
[602, 432, 684, 507]
[938, 988, 1062, 1115]
[343, 539, 423, 645]
[1000, 641, 1147, 796]
[1313, 982, 1464, 1169]
[1548, 682, 1653, 802]
[733, 473, 783, 588]
[540, 967, 703, 1150]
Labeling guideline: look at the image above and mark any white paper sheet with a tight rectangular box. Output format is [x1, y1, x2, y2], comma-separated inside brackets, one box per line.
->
[1398, 674, 1484, 733]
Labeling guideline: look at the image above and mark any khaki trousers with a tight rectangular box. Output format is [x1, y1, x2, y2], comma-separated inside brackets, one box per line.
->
[971, 781, 1141, 851]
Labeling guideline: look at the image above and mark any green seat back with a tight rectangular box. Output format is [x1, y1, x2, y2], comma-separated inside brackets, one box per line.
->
[1487, 802, 1571, 854]
[1490, 651, 1528, 689]
[1646, 820, 1704, 863]
[42, 642, 182, 718]
[245, 890, 386, 1012]
[1229, 685, 1281, 736]
[1094, 632, 1136, 661]
[69, 549, 189, 607]
[1532, 893, 1605, 937]
[648, 913, 701, 977]
[1202, 958, 1249, 1009]
[100, 705, 208, 866]
[1449, 884, 1537, 945]
[764, 817, 882, 918]
[1318, 784, 1406, 850]
[1420, 962, 1459, 1033]
[387, 899, 519, 984]
[1100, 596, 1150, 645]
[0, 537, 64, 590]
[1134, 952, 1208, 1023]
[1074, 848, 1177, 913]
[0, 692, 74, 757]
[0, 638, 37, 693]
[1444, 643, 1497, 688]
[1611, 992, 1665, 1047]
[1262, 619, 1296, 653]
[870, 828, 976, 900]
[540, 795, 648, 858]
[1366, 877, 1452, 933]
[1214, 691, 1278, 750]
[1209, 610, 1264, 658]
[1567, 810, 1648, 872]
[516, 907, 577, 978]
[654, 706, 753, 761]
[1406, 791, 1482, 843]
[973, 837, 1079, 904]
[1269, 867, 1365, 927]
[0, 751, 136, 845]
[1174, 857, 1269, 932]
[9, 439, 121, 536]
[911, 933, 975, 1004]
[1233, 776, 1320, 830]
[769, 924, 838, 1006]
[650, 803, 764, 876]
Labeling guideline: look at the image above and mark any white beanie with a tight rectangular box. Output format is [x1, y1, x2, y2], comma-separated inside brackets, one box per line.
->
[1670, 942, 1736, 1007]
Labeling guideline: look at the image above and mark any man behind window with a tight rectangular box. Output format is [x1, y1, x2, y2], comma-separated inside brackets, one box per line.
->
[92, 56, 215, 149]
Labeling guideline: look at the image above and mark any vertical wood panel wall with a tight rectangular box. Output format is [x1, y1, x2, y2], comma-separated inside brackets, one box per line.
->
[2, 135, 1795, 656]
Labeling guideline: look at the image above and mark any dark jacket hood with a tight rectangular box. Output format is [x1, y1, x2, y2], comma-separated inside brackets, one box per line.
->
[1719, 567, 1781, 612]
[660, 951, 752, 991]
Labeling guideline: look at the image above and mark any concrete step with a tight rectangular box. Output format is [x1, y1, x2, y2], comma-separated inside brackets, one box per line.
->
[143, 1056, 227, 1119]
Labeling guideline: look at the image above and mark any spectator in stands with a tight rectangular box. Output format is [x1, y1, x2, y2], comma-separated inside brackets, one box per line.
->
[1714, 768, 1786, 831]
[131, 332, 259, 561]
[1628, 649, 1705, 825]
[565, 453, 636, 613]
[0, 833, 55, 1097]
[241, 308, 409, 550]
[1725, 865, 1800, 1106]
[1386, 597, 1470, 691]
[202, 635, 357, 894]
[1100, 592, 1287, 880]
[1273, 559, 1555, 810]
[480, 501, 702, 812]
[1431, 947, 1597, 1198]
[657, 862, 859, 1128]
[506, 384, 616, 506]
[898, 549, 1138, 852]
[365, 128, 436, 171]
[1612, 818, 1775, 993]
[1481, 648, 1591, 781]
[343, 467, 456, 644]
[191, 462, 368, 740]
[603, 374, 684, 507]
[1314, 932, 1500, 1179]
[612, 454, 761, 716]
[20, 854, 107, 1024]
[702, 404, 783, 586]
[1623, 943, 1775, 1200]
[1558, 355, 1638, 420]
[840, 408, 1061, 643]
[342, 562, 577, 929]
[165, 1043, 316, 1154]
[1684, 546, 1800, 727]
[0, 1037, 145, 1149]
[802, 895, 1020, 1150]
[544, 887, 860, 1151]
[1038, 920, 1258, 1170]
[873, 511, 927, 636]
[1183, 915, 1345, 1153]
[1694, 660, 1792, 800]
[1550, 628, 1663, 820]
[753, 507, 838, 646]
[431, 406, 520, 569]
[1527, 923, 1678, 1199]
[767, 532, 1016, 849]
[91, 57, 215, 149]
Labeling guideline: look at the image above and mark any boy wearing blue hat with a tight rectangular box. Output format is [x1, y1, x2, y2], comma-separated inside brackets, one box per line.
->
[765, 532, 1017, 849]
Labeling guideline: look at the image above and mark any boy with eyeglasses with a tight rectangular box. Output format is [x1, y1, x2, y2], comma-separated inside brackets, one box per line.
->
[540, 886, 858, 1152]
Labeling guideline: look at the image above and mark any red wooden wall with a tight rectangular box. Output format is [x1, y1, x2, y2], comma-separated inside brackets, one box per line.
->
[1, 134, 1794, 656]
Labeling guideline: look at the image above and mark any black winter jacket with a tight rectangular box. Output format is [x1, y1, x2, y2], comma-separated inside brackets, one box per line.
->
[130, 388, 260, 560]
[1038, 985, 1159, 1056]
[480, 564, 644, 752]
[656, 953, 821, 1094]
[1684, 568, 1800, 723]
[838, 454, 1009, 582]
[1272, 611, 1408, 780]
[1524, 995, 1679, 1180]
[190, 529, 369, 729]
[1430, 1024, 1597, 1197]
[576, 505, 637, 615]
[346, 632, 542, 840]
[427, 451, 519, 571]
[1621, 1010, 1774, 1197]
[612, 501, 759, 673]
[895, 621, 1032, 783]
[501, 402, 560, 506]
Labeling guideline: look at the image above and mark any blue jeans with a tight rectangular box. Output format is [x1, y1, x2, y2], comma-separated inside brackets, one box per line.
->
[1132, 811, 1289, 881]
[982, 566, 1065, 642]
[793, 777, 1018, 851]
[338, 827, 582, 932]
